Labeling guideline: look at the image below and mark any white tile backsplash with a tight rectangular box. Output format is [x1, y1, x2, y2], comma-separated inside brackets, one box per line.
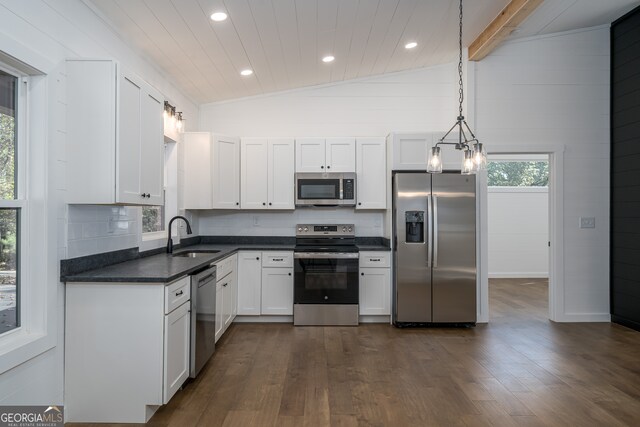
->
[196, 209, 384, 237]
[67, 205, 140, 258]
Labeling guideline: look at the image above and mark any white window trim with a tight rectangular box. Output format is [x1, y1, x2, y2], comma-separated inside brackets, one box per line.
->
[139, 140, 179, 252]
[0, 56, 54, 373]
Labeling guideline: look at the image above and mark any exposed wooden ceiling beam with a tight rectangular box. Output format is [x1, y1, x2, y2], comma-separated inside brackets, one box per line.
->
[469, 0, 544, 61]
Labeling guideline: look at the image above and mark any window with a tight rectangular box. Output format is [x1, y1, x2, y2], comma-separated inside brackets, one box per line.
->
[142, 197, 165, 234]
[488, 156, 549, 187]
[0, 69, 20, 336]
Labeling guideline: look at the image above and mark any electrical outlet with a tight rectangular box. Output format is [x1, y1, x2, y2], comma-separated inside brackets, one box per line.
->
[579, 217, 595, 229]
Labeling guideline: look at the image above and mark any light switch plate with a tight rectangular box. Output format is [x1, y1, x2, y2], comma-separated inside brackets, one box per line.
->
[579, 217, 595, 229]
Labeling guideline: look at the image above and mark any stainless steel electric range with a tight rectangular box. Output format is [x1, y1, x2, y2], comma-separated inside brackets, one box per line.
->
[293, 224, 359, 326]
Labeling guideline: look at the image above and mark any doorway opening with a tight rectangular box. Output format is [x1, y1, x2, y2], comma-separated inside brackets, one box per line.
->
[486, 154, 550, 323]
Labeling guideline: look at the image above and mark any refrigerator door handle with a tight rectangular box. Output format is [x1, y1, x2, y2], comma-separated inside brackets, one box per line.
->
[427, 195, 432, 268]
[433, 194, 438, 268]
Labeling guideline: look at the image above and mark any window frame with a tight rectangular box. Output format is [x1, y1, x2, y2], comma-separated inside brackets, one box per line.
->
[139, 139, 178, 251]
[487, 156, 549, 188]
[0, 51, 54, 375]
[0, 63, 28, 340]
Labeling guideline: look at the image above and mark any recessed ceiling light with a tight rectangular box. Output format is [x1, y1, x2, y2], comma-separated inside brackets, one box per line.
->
[405, 42, 418, 49]
[322, 55, 335, 63]
[240, 69, 253, 76]
[210, 12, 228, 22]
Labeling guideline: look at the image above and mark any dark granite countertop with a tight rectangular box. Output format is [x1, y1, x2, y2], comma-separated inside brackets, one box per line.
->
[61, 237, 390, 284]
[62, 243, 295, 284]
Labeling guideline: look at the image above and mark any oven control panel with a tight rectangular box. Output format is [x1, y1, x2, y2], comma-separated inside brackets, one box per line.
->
[296, 224, 355, 236]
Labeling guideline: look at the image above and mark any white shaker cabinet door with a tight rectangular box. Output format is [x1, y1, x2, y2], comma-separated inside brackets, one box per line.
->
[241, 139, 269, 209]
[326, 138, 356, 172]
[182, 132, 213, 209]
[356, 138, 386, 209]
[295, 138, 325, 172]
[213, 135, 240, 209]
[140, 90, 164, 206]
[359, 268, 391, 315]
[268, 139, 295, 209]
[261, 268, 294, 315]
[163, 301, 190, 403]
[117, 72, 144, 204]
[237, 252, 262, 315]
[215, 282, 224, 343]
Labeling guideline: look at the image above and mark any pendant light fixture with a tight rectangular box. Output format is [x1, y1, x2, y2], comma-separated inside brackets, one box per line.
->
[427, 0, 487, 174]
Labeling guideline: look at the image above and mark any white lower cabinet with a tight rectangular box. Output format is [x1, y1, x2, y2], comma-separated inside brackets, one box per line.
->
[261, 267, 294, 315]
[65, 276, 191, 423]
[163, 301, 190, 403]
[215, 254, 238, 343]
[359, 252, 391, 316]
[236, 251, 294, 316]
[237, 252, 262, 315]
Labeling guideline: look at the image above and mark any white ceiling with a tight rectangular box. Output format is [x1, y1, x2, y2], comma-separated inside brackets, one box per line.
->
[85, 0, 640, 104]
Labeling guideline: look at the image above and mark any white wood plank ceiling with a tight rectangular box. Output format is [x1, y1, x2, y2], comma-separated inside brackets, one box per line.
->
[84, 0, 640, 104]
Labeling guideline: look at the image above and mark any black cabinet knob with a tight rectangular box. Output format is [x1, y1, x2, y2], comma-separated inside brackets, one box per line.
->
[288, 272, 292, 276]
[263, 202, 266, 206]
[147, 194, 151, 198]
[358, 202, 362, 206]
[327, 165, 331, 169]
[269, 202, 272, 206]
[236, 202, 239, 205]
[320, 165, 324, 169]
[256, 257, 260, 260]
[361, 272, 364, 276]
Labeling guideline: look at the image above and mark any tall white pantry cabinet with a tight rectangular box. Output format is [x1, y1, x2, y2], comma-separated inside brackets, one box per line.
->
[66, 59, 164, 205]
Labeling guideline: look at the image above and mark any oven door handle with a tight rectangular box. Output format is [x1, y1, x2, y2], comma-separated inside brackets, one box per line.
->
[294, 252, 359, 259]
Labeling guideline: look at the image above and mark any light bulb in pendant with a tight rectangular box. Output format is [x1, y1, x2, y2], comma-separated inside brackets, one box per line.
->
[461, 150, 474, 175]
[472, 142, 486, 171]
[427, 146, 443, 173]
[176, 112, 183, 132]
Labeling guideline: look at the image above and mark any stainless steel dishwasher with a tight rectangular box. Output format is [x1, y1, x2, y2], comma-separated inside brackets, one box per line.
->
[190, 263, 217, 378]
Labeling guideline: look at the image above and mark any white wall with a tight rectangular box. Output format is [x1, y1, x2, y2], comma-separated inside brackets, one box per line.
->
[197, 63, 459, 236]
[199, 63, 458, 137]
[488, 187, 549, 278]
[0, 0, 197, 405]
[475, 26, 610, 320]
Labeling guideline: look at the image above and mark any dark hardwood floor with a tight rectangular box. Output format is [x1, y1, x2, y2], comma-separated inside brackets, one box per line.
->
[77, 279, 640, 426]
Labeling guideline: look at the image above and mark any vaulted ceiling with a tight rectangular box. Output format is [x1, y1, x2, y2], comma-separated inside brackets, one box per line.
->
[85, 0, 640, 104]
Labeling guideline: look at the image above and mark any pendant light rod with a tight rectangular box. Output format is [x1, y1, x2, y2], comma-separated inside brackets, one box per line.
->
[428, 0, 487, 174]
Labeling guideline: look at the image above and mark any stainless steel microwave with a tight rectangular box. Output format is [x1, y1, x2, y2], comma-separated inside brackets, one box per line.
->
[295, 173, 356, 206]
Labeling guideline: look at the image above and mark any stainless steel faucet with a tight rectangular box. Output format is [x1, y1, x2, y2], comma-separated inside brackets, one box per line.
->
[166, 215, 193, 254]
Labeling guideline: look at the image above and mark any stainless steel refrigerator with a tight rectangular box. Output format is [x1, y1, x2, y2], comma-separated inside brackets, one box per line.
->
[393, 172, 477, 325]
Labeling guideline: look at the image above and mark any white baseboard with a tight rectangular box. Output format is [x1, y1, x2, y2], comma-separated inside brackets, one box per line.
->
[554, 313, 611, 323]
[233, 315, 293, 323]
[488, 272, 549, 279]
[359, 315, 391, 324]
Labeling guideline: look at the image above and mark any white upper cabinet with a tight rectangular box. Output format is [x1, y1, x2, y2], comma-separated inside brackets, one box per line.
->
[268, 139, 295, 209]
[326, 138, 356, 172]
[295, 138, 326, 172]
[389, 133, 433, 171]
[295, 138, 356, 173]
[356, 138, 387, 209]
[66, 59, 164, 205]
[182, 132, 213, 209]
[241, 138, 294, 210]
[241, 139, 269, 209]
[212, 135, 240, 209]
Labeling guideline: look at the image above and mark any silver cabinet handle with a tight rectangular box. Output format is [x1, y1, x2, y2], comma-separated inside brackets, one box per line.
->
[433, 194, 438, 268]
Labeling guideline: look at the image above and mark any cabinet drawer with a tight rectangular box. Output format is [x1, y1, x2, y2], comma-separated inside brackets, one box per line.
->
[359, 251, 391, 268]
[216, 254, 237, 281]
[262, 251, 293, 268]
[165, 276, 190, 314]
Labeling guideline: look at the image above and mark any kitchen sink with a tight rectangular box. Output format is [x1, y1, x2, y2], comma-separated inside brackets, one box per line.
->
[173, 250, 220, 258]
